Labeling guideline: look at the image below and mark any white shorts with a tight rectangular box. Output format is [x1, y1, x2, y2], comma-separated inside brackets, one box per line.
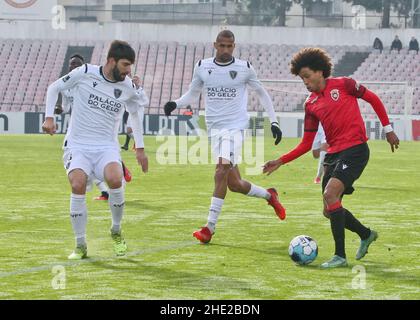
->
[63, 147, 122, 182]
[312, 126, 327, 150]
[210, 129, 244, 166]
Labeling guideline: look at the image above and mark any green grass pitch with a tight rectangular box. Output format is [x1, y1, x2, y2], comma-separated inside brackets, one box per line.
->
[0, 134, 419, 299]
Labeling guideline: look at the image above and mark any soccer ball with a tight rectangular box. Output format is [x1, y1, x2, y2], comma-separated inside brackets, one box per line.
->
[288, 235, 318, 265]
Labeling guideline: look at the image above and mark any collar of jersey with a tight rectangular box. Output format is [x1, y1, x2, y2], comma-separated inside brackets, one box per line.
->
[315, 78, 330, 96]
[213, 57, 235, 67]
[99, 66, 118, 83]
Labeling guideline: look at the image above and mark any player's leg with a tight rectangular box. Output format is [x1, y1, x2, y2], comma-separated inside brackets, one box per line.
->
[98, 149, 127, 256]
[121, 111, 131, 151]
[193, 158, 231, 243]
[321, 143, 375, 267]
[227, 167, 286, 220]
[121, 160, 132, 183]
[67, 170, 89, 259]
[104, 162, 124, 233]
[193, 129, 236, 243]
[321, 177, 348, 268]
[63, 149, 90, 260]
[122, 127, 133, 151]
[93, 178, 109, 200]
[334, 143, 376, 260]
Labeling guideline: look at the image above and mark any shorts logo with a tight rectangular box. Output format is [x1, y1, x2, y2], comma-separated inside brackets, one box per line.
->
[330, 89, 339, 101]
[342, 164, 348, 170]
[229, 70, 237, 80]
[114, 89, 122, 99]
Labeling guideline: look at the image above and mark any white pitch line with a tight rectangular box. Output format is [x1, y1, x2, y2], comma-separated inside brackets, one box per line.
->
[0, 240, 197, 278]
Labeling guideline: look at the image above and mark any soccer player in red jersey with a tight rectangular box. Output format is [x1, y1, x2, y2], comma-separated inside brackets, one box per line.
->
[263, 47, 400, 268]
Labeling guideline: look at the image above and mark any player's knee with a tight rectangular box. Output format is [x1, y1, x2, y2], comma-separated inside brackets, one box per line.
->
[323, 189, 337, 205]
[106, 176, 122, 189]
[227, 181, 241, 193]
[70, 180, 86, 194]
[214, 165, 230, 181]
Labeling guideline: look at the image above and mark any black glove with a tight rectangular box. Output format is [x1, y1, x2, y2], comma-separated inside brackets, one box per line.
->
[164, 101, 177, 116]
[271, 122, 282, 145]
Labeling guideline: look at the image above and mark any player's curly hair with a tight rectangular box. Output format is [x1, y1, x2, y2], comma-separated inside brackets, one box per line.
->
[290, 47, 333, 78]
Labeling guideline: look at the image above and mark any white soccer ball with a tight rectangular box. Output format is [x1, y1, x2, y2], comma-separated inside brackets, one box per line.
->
[288, 235, 318, 265]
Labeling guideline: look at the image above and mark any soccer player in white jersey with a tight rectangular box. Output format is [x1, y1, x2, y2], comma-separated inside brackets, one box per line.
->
[42, 40, 149, 259]
[312, 123, 328, 184]
[164, 30, 286, 244]
[55, 54, 132, 201]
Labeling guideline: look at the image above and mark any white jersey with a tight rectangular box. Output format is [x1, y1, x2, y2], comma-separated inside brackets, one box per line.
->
[46, 64, 149, 149]
[312, 123, 327, 150]
[61, 89, 73, 113]
[174, 57, 277, 133]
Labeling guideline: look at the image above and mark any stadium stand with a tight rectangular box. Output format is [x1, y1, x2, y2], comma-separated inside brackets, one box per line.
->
[0, 39, 418, 115]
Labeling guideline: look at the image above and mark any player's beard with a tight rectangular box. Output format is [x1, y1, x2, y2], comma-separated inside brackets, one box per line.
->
[218, 53, 232, 63]
[112, 66, 126, 82]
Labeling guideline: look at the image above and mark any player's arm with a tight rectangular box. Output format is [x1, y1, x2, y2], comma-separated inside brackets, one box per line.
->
[345, 77, 400, 152]
[164, 62, 203, 116]
[127, 87, 149, 173]
[43, 65, 86, 135]
[247, 64, 282, 145]
[263, 110, 318, 175]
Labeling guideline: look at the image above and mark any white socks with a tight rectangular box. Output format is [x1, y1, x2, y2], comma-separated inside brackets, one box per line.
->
[94, 179, 108, 193]
[247, 184, 270, 200]
[108, 187, 125, 234]
[70, 193, 87, 247]
[317, 151, 326, 178]
[207, 197, 224, 233]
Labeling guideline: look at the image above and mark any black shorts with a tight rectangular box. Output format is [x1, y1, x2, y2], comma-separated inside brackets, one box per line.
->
[322, 143, 370, 195]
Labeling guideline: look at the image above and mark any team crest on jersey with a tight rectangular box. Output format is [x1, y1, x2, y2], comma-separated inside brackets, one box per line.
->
[93, 81, 98, 88]
[62, 75, 70, 83]
[330, 89, 340, 101]
[229, 70, 237, 80]
[114, 89, 122, 99]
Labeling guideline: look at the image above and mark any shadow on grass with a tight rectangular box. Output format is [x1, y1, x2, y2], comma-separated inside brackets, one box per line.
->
[89, 258, 269, 298]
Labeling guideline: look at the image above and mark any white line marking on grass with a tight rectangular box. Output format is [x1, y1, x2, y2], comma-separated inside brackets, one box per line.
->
[0, 241, 196, 279]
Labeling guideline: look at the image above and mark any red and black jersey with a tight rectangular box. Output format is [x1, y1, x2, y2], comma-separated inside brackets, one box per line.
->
[304, 77, 371, 153]
[280, 77, 390, 164]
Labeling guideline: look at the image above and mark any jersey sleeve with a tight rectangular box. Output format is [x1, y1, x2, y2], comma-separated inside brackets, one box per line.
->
[174, 62, 204, 107]
[343, 77, 366, 98]
[246, 64, 277, 124]
[279, 106, 319, 164]
[45, 65, 87, 117]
